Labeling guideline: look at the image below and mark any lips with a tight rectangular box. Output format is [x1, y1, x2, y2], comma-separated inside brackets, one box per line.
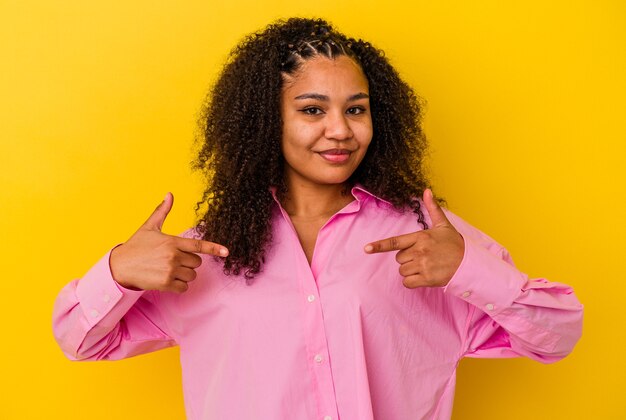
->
[318, 149, 352, 163]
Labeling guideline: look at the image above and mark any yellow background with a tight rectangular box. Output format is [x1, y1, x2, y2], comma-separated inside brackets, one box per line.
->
[1, 0, 624, 418]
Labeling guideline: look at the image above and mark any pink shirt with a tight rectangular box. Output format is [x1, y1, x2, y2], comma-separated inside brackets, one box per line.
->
[52, 186, 583, 419]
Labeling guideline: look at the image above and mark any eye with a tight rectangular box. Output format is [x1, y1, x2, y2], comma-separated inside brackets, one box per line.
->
[300, 107, 324, 116]
[346, 106, 367, 115]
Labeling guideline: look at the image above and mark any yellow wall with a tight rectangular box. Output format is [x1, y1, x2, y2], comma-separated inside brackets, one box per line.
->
[1, 0, 624, 418]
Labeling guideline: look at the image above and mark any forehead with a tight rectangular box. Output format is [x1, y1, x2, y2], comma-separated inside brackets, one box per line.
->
[282, 55, 369, 96]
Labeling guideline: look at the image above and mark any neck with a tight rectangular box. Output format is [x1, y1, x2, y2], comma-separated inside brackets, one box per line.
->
[281, 180, 355, 218]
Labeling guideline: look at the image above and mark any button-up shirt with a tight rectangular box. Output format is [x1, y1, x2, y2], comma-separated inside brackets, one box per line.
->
[52, 186, 583, 419]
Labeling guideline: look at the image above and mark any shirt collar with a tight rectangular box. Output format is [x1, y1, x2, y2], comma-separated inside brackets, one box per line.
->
[350, 184, 393, 207]
[269, 183, 393, 208]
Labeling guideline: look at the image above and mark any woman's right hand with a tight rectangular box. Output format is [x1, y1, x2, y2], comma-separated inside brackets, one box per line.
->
[109, 192, 228, 293]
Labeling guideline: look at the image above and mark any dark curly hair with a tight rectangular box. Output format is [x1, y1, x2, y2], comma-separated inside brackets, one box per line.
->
[193, 17, 433, 279]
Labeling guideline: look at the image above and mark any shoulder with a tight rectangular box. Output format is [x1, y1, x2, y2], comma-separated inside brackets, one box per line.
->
[438, 206, 509, 256]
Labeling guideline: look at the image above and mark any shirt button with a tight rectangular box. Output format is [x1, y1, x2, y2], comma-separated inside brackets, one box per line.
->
[90, 309, 99, 318]
[103, 294, 111, 303]
[461, 291, 471, 298]
[307, 295, 316, 302]
[314, 354, 323, 363]
[486, 303, 495, 311]
[324, 416, 332, 420]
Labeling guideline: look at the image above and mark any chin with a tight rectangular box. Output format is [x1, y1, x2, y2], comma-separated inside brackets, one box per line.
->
[315, 173, 354, 186]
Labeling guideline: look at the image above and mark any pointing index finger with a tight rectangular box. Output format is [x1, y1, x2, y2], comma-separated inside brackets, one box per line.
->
[176, 237, 229, 257]
[364, 232, 417, 254]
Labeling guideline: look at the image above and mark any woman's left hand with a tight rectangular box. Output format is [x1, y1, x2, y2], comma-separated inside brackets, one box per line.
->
[364, 189, 465, 288]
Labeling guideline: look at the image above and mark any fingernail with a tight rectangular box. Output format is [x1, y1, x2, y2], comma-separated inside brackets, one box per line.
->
[364, 244, 373, 253]
[219, 248, 229, 257]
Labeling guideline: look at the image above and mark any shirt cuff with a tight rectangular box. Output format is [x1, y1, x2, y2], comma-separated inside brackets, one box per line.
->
[75, 249, 147, 328]
[444, 233, 527, 316]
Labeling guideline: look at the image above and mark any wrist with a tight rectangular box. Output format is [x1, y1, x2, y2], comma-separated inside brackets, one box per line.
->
[109, 244, 142, 291]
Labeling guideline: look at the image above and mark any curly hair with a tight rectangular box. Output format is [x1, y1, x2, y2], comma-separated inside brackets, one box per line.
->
[193, 17, 433, 279]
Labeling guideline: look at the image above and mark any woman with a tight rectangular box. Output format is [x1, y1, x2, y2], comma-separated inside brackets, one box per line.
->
[53, 18, 583, 419]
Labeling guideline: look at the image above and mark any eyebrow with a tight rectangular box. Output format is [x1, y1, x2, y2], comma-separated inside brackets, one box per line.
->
[293, 92, 370, 101]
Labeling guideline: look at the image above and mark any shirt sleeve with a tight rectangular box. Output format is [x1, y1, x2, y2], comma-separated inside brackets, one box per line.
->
[52, 249, 176, 361]
[442, 212, 584, 363]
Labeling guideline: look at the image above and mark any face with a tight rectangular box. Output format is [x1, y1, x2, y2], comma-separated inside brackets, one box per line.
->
[280, 55, 373, 190]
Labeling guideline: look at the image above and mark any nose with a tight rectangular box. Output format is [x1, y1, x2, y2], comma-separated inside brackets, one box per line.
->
[324, 111, 353, 141]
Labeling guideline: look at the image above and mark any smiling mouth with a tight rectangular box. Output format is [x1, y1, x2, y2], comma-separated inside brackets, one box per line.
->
[318, 149, 352, 163]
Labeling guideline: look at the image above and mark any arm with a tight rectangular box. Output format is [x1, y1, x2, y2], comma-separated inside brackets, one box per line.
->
[443, 229, 583, 363]
[52, 192, 229, 361]
[365, 189, 583, 362]
[52, 250, 176, 361]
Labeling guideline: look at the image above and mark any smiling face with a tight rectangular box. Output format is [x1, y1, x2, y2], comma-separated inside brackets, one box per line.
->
[280, 55, 373, 190]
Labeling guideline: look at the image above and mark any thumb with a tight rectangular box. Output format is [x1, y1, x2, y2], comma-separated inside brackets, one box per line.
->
[142, 192, 174, 231]
[423, 188, 449, 228]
